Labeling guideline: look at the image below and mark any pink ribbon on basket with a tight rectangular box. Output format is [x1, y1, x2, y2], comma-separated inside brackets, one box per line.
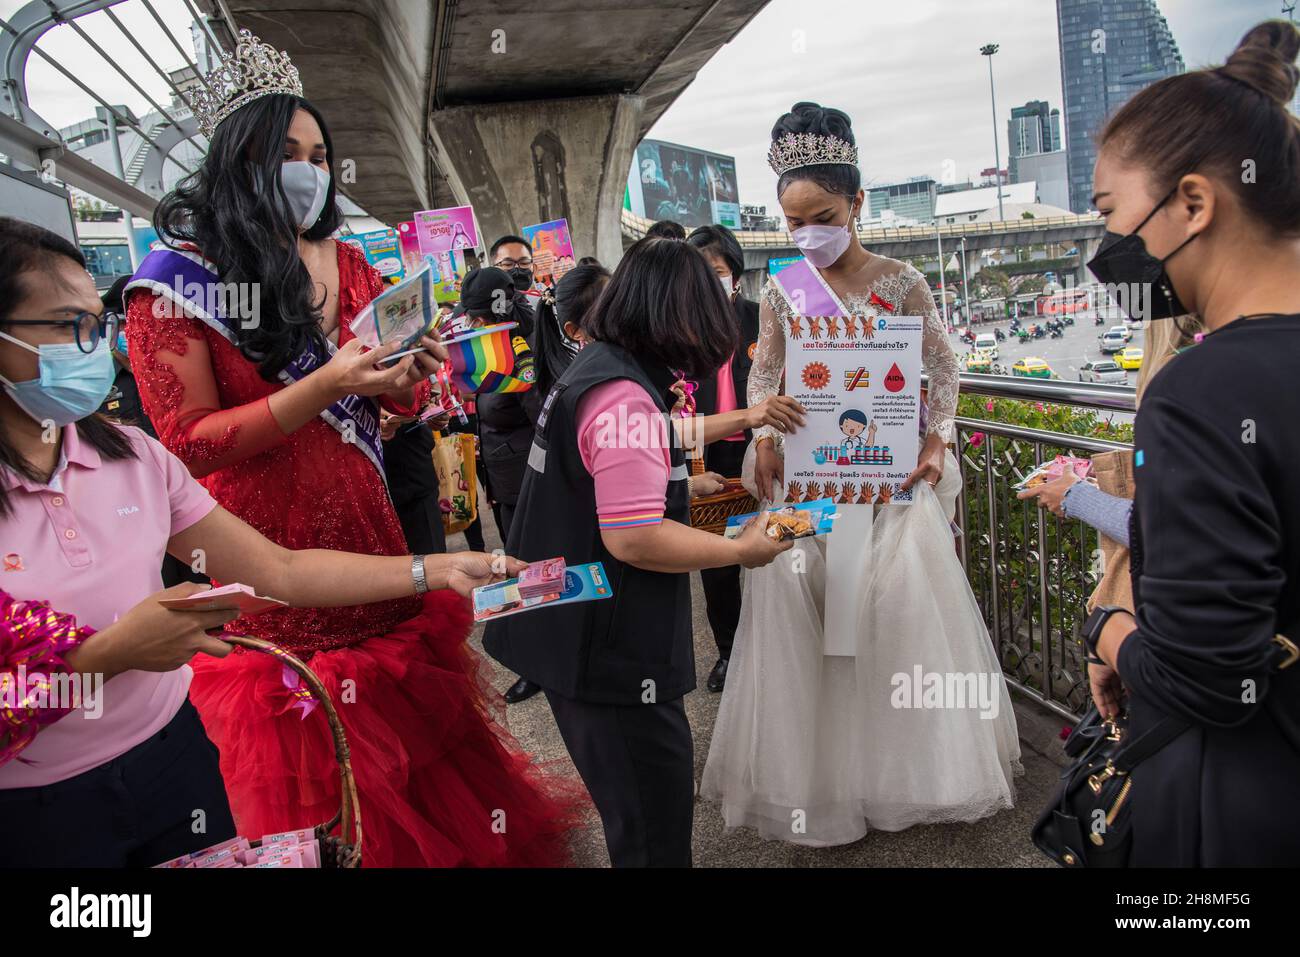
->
[261, 642, 318, 720]
[281, 664, 318, 720]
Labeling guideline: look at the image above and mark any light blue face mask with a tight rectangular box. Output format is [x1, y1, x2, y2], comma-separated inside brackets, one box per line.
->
[0, 332, 115, 427]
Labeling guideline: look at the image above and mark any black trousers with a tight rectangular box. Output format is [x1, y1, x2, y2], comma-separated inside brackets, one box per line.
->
[0, 698, 235, 867]
[394, 493, 448, 555]
[492, 501, 516, 545]
[699, 439, 747, 659]
[544, 690, 694, 867]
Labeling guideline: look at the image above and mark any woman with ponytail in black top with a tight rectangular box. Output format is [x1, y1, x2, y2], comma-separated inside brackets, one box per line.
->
[1084, 20, 1300, 866]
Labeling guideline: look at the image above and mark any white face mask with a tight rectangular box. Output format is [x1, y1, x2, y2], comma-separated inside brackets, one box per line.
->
[279, 161, 330, 231]
[719, 275, 735, 298]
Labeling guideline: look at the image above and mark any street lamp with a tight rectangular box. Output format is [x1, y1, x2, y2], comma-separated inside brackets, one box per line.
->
[980, 43, 1005, 222]
[959, 236, 971, 322]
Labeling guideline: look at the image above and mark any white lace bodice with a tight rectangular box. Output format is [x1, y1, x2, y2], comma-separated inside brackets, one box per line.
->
[749, 258, 959, 446]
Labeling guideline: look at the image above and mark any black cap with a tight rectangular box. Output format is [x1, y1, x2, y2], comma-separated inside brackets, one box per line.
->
[458, 266, 516, 319]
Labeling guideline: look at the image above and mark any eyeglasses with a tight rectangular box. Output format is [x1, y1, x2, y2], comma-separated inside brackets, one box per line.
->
[494, 258, 533, 269]
[3, 311, 118, 354]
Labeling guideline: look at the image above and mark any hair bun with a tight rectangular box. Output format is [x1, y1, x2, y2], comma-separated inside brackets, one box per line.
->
[1221, 20, 1300, 107]
[771, 101, 855, 146]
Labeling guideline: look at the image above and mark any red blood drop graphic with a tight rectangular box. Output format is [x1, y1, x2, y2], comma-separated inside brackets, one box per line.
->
[884, 362, 906, 393]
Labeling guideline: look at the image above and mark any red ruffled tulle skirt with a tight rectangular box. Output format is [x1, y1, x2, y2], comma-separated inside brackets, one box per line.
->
[188, 590, 585, 867]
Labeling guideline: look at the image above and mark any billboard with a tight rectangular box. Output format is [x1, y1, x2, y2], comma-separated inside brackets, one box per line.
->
[625, 139, 741, 230]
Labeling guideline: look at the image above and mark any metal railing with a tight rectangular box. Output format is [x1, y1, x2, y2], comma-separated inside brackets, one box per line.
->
[620, 207, 1104, 249]
[946, 374, 1135, 721]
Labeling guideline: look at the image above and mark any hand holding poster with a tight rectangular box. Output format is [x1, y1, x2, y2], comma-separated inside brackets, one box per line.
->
[521, 218, 576, 286]
[783, 312, 923, 505]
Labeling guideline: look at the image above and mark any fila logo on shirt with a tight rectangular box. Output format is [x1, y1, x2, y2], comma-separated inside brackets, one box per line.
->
[116, 505, 141, 517]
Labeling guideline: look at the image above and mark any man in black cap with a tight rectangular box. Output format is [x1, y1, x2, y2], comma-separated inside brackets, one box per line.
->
[458, 267, 546, 704]
[455, 266, 541, 546]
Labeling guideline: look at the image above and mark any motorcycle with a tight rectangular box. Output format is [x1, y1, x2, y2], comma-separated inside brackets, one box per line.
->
[994, 328, 1006, 342]
[1094, 315, 1106, 326]
[1063, 315, 1075, 326]
[1049, 328, 1064, 339]
[1032, 326, 1046, 339]
[1017, 330, 1031, 343]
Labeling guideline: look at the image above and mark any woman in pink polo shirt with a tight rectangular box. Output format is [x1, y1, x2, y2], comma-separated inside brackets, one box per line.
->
[0, 217, 525, 867]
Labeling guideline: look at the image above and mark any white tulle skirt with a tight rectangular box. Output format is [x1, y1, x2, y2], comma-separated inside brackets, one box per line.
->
[699, 446, 1023, 847]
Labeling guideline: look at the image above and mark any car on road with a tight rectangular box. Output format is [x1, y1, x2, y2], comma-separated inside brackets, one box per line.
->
[974, 332, 999, 359]
[1078, 359, 1127, 384]
[1100, 329, 1127, 354]
[1117, 347, 1144, 370]
[1012, 356, 1054, 379]
[1108, 324, 1133, 342]
[965, 350, 997, 373]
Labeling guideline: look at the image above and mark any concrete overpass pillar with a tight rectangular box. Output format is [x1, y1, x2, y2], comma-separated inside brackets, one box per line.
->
[1076, 236, 1101, 286]
[428, 94, 644, 268]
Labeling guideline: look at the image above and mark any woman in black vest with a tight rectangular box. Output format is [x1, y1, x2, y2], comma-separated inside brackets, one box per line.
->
[483, 237, 791, 867]
[1085, 20, 1300, 865]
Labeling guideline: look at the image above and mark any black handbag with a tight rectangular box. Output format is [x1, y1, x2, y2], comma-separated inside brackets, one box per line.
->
[1034, 629, 1300, 867]
[1031, 704, 1186, 867]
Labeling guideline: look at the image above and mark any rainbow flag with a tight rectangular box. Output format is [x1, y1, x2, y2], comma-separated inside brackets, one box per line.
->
[445, 323, 534, 394]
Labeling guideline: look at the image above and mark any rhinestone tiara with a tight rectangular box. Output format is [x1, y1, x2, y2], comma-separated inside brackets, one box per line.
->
[767, 132, 859, 177]
[190, 29, 304, 139]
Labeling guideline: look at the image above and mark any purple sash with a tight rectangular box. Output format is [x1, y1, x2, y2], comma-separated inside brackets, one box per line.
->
[124, 248, 385, 478]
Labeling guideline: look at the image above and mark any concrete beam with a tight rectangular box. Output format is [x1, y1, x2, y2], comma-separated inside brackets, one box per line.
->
[226, 0, 439, 225]
[429, 94, 643, 267]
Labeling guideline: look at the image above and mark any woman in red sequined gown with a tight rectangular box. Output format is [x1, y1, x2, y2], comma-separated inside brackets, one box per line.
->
[125, 95, 581, 866]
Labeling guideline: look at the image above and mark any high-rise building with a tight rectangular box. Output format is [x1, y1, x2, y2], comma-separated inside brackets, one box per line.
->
[866, 176, 937, 224]
[1056, 0, 1184, 212]
[1008, 101, 1061, 170]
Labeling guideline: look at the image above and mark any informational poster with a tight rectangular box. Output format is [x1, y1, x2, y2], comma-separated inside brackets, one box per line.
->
[782, 313, 924, 505]
[521, 218, 575, 286]
[413, 205, 479, 255]
[341, 226, 404, 281]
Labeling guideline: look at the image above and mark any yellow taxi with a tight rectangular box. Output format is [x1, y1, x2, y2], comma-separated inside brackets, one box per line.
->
[1117, 347, 1144, 370]
[1011, 356, 1054, 379]
[965, 350, 995, 373]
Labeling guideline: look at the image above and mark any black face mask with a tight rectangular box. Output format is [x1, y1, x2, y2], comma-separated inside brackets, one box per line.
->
[1087, 186, 1197, 321]
[508, 267, 534, 293]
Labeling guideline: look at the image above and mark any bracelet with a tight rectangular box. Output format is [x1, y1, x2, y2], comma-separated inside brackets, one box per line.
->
[687, 475, 694, 497]
[411, 554, 429, 594]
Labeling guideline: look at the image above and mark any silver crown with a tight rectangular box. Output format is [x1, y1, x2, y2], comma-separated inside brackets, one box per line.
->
[767, 132, 859, 176]
[190, 29, 304, 139]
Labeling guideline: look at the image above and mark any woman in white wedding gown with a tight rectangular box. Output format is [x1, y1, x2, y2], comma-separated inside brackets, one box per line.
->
[700, 103, 1021, 847]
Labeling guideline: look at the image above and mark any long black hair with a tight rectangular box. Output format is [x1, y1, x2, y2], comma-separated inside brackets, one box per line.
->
[0, 217, 135, 517]
[582, 237, 737, 379]
[531, 263, 610, 396]
[153, 94, 344, 380]
[772, 102, 861, 200]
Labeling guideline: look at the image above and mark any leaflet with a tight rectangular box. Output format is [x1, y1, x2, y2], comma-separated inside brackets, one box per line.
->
[472, 561, 614, 623]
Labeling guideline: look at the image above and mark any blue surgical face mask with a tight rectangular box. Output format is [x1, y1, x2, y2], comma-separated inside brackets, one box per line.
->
[0, 332, 115, 426]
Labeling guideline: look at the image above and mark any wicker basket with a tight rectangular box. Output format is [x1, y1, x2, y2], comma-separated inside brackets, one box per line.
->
[222, 634, 363, 868]
[687, 452, 757, 535]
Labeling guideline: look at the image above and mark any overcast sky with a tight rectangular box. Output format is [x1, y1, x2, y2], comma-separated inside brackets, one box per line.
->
[3, 0, 1289, 214]
[648, 0, 1287, 211]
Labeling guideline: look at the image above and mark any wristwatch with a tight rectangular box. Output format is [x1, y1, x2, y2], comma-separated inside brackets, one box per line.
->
[1082, 604, 1126, 665]
[411, 554, 430, 594]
